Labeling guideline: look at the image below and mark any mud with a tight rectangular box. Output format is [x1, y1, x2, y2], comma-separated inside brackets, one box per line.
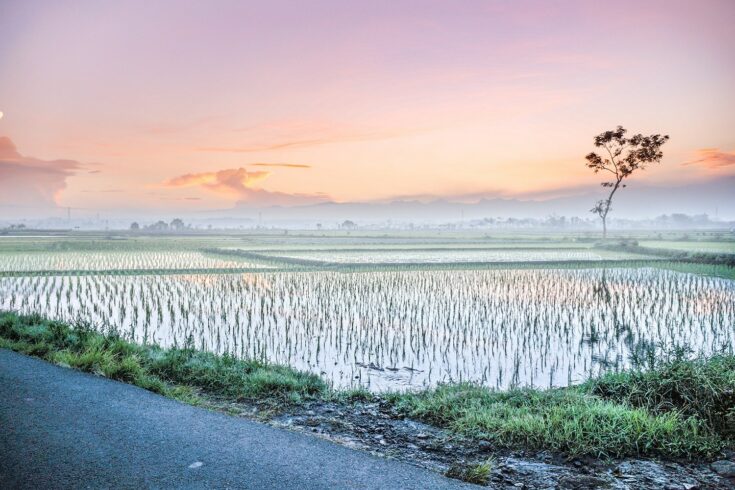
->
[223, 397, 733, 489]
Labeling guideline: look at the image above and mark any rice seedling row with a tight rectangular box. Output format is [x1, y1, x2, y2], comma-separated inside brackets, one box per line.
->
[0, 251, 270, 272]
[2, 267, 732, 392]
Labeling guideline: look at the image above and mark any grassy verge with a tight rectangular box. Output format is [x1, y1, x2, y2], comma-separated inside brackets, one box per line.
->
[382, 349, 733, 459]
[1, 311, 732, 460]
[388, 383, 724, 459]
[0, 312, 327, 406]
[586, 350, 735, 439]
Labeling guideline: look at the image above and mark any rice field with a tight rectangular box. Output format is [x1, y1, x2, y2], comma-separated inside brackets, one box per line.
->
[1, 251, 733, 391]
[0, 251, 269, 272]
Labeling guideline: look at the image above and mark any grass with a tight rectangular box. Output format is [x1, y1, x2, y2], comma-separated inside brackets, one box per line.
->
[592, 240, 735, 279]
[639, 240, 735, 254]
[386, 383, 723, 459]
[445, 458, 494, 485]
[586, 349, 735, 438]
[652, 261, 735, 280]
[1, 311, 732, 461]
[0, 312, 327, 406]
[598, 240, 735, 268]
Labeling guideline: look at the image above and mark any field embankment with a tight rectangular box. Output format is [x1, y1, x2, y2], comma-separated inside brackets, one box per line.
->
[598, 240, 735, 267]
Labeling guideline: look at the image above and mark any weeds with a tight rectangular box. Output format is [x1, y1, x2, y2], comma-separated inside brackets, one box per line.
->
[445, 458, 494, 485]
[388, 383, 724, 459]
[585, 349, 735, 438]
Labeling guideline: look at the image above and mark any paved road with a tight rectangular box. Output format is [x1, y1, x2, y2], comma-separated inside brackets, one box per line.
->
[0, 349, 471, 489]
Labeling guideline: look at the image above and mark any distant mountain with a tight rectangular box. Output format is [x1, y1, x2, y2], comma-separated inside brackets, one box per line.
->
[201, 176, 735, 225]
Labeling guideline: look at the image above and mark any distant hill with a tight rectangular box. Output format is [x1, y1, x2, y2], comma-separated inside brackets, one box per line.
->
[200, 176, 735, 225]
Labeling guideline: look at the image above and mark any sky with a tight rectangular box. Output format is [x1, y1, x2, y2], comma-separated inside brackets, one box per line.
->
[0, 0, 734, 219]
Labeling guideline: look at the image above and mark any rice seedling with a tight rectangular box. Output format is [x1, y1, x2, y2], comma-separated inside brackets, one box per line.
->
[2, 266, 732, 392]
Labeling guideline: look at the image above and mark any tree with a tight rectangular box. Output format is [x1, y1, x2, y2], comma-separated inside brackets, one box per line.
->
[129, 222, 140, 231]
[147, 220, 169, 231]
[586, 126, 669, 239]
[170, 218, 185, 231]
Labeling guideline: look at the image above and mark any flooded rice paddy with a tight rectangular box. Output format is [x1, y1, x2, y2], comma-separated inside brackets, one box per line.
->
[0, 251, 268, 272]
[2, 266, 733, 391]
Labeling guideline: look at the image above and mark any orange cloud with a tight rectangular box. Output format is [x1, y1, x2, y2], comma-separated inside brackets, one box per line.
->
[683, 148, 735, 169]
[0, 136, 83, 211]
[164, 168, 271, 197]
[163, 167, 329, 207]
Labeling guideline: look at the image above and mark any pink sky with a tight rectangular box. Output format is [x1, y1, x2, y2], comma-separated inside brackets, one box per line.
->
[0, 0, 734, 216]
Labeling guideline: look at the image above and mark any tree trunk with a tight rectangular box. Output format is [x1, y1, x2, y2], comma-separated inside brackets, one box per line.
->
[601, 180, 621, 241]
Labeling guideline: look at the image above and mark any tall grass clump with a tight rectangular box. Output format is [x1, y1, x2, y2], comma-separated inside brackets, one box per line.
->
[388, 382, 726, 459]
[585, 349, 735, 439]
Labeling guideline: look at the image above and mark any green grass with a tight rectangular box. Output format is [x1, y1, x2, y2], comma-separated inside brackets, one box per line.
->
[386, 383, 723, 459]
[640, 240, 735, 254]
[586, 349, 735, 438]
[1, 311, 732, 460]
[596, 241, 735, 279]
[445, 458, 494, 485]
[0, 312, 327, 405]
[652, 261, 735, 280]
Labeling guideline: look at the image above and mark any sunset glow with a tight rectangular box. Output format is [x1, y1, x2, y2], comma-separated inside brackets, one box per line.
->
[1, 0, 733, 218]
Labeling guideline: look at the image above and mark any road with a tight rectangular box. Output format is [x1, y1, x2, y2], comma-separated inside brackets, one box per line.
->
[0, 349, 471, 489]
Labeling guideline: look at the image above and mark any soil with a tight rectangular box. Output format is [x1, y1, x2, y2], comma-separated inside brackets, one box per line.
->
[211, 396, 735, 489]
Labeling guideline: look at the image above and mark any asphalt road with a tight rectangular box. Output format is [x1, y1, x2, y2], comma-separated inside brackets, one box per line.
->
[0, 349, 471, 489]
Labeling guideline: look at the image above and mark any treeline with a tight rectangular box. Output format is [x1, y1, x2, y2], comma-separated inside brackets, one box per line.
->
[129, 218, 189, 232]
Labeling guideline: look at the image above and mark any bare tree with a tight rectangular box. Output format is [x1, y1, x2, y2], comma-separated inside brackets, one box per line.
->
[586, 126, 669, 238]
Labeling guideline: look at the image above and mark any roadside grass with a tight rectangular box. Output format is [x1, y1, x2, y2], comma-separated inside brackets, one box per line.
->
[386, 383, 723, 459]
[1, 311, 732, 461]
[0, 312, 327, 406]
[585, 349, 735, 438]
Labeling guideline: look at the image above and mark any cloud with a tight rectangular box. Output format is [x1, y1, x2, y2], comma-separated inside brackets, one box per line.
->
[163, 167, 329, 207]
[163, 167, 271, 196]
[0, 136, 83, 211]
[683, 148, 735, 169]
